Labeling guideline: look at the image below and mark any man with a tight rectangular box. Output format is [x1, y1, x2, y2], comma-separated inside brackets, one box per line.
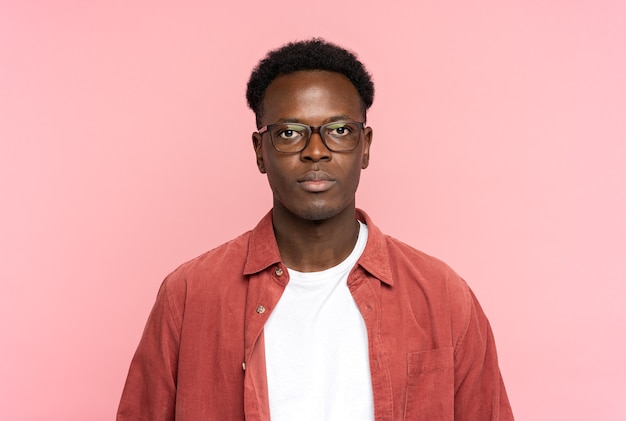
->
[118, 39, 514, 420]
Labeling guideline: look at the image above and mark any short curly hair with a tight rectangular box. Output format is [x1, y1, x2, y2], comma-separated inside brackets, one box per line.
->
[246, 38, 375, 127]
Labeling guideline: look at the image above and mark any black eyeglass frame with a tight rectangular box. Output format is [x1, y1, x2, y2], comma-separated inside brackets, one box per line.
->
[257, 121, 365, 153]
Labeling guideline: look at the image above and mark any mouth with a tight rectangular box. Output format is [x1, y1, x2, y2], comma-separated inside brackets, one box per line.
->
[297, 171, 336, 193]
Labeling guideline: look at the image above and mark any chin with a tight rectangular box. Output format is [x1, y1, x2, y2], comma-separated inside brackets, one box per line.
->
[297, 209, 336, 222]
[289, 202, 348, 222]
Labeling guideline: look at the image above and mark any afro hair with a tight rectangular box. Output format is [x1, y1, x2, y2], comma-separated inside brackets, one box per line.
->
[246, 38, 374, 127]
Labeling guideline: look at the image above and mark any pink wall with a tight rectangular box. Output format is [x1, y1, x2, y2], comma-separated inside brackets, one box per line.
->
[2, 1, 625, 419]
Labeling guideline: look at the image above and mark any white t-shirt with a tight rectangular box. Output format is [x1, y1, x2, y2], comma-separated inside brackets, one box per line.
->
[264, 221, 374, 421]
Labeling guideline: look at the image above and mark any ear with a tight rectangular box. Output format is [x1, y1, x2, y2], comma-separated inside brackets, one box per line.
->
[361, 126, 373, 169]
[252, 132, 266, 173]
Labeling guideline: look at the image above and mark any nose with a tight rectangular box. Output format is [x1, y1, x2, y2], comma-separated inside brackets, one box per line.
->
[301, 131, 331, 162]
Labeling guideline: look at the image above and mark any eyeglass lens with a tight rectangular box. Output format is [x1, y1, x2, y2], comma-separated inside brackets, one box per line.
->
[269, 122, 362, 152]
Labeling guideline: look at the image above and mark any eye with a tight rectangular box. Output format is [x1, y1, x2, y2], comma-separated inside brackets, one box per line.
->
[275, 124, 306, 140]
[326, 123, 353, 137]
[279, 129, 298, 139]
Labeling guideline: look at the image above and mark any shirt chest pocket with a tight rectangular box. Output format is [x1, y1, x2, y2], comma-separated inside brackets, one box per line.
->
[404, 347, 454, 421]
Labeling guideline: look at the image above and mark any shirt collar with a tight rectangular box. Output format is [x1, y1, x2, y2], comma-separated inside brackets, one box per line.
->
[243, 209, 394, 286]
[355, 209, 394, 286]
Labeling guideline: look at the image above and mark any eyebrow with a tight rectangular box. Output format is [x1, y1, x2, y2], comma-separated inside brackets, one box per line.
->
[273, 115, 356, 125]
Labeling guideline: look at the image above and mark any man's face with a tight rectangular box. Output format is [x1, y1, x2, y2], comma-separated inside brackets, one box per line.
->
[252, 70, 372, 222]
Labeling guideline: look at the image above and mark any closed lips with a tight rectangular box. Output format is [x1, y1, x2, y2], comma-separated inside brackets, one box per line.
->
[298, 171, 334, 182]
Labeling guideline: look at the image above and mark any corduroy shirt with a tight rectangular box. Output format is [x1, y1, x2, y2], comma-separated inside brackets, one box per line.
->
[118, 209, 514, 420]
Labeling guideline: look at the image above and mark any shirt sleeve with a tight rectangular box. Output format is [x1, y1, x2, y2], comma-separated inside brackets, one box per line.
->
[453, 285, 514, 420]
[117, 278, 183, 420]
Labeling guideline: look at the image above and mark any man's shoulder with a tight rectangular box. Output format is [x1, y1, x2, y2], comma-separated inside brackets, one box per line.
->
[161, 229, 253, 289]
[358, 209, 465, 289]
[185, 230, 253, 271]
[385, 235, 456, 277]
[379, 234, 473, 325]
[371, 228, 469, 299]
[165, 211, 276, 283]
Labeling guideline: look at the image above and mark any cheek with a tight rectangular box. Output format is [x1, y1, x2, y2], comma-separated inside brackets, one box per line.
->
[336, 158, 364, 194]
[263, 155, 295, 190]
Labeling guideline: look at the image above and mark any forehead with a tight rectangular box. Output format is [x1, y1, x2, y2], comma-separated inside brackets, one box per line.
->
[261, 70, 363, 125]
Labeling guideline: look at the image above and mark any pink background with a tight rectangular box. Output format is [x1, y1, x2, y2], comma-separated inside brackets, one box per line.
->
[2, 1, 625, 419]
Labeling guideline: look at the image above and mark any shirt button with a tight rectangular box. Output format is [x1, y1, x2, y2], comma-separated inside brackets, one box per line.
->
[256, 305, 265, 314]
[275, 267, 284, 276]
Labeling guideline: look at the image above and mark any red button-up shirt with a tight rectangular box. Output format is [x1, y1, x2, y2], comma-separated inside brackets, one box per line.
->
[118, 210, 514, 420]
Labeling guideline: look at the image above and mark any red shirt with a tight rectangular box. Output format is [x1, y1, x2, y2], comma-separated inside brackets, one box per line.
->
[118, 210, 514, 420]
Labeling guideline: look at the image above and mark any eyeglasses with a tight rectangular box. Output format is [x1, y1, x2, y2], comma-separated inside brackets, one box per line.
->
[257, 121, 365, 153]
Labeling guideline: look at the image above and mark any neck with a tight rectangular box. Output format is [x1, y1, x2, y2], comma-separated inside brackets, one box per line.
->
[272, 204, 360, 272]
